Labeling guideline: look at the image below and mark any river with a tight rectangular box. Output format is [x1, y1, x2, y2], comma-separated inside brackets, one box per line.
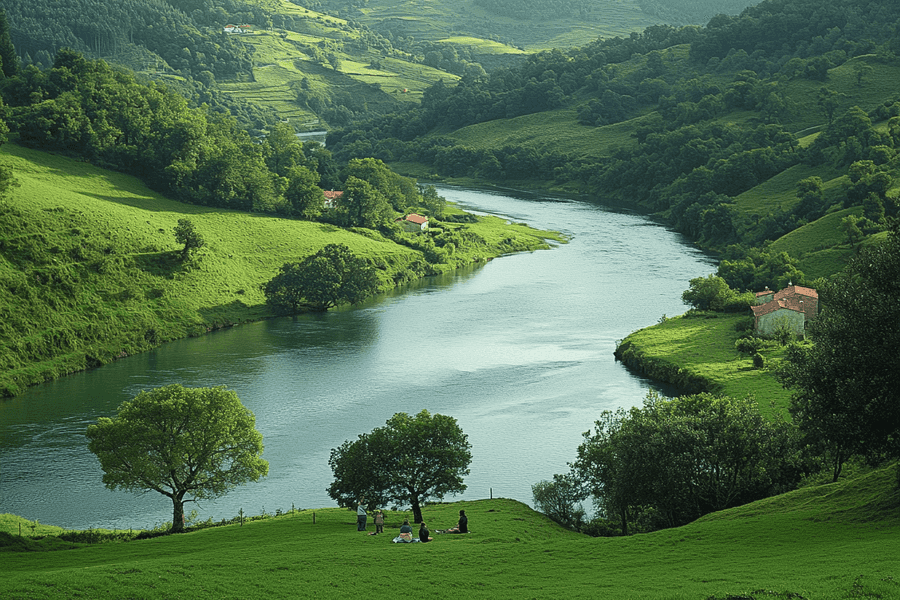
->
[0, 186, 714, 531]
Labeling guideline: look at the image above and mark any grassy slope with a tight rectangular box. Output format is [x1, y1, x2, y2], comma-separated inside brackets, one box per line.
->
[0, 143, 560, 395]
[348, 0, 661, 51]
[216, 1, 461, 126]
[1, 466, 898, 599]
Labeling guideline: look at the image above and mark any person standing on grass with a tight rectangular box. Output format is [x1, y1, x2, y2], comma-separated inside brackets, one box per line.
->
[374, 510, 384, 534]
[357, 500, 367, 531]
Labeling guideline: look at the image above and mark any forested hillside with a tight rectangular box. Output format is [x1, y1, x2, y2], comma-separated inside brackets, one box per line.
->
[329, 0, 900, 287]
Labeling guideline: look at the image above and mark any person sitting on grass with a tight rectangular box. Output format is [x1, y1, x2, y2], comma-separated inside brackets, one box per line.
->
[443, 509, 468, 534]
[418, 522, 433, 543]
[393, 519, 414, 543]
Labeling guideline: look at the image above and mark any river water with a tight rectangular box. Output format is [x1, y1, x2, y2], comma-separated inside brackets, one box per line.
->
[0, 186, 714, 531]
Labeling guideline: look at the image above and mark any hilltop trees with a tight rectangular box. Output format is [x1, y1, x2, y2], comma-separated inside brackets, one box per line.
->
[328, 410, 472, 523]
[86, 385, 268, 533]
[779, 224, 900, 480]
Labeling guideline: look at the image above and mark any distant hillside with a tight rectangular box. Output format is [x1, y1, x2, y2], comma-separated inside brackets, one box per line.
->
[300, 0, 759, 50]
[329, 0, 900, 279]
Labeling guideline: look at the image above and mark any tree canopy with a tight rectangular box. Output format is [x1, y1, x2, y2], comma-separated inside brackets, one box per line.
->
[779, 224, 900, 480]
[263, 243, 380, 313]
[86, 384, 268, 533]
[572, 392, 802, 535]
[327, 410, 472, 523]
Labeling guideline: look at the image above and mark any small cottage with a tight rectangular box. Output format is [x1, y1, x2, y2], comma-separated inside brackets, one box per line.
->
[397, 213, 429, 233]
[751, 284, 818, 337]
[322, 190, 343, 209]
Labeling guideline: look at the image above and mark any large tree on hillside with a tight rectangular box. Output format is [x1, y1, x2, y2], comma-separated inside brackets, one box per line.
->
[328, 410, 472, 523]
[779, 223, 900, 479]
[86, 385, 269, 533]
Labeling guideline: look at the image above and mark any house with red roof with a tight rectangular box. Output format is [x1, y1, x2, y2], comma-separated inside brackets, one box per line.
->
[397, 213, 429, 233]
[751, 284, 818, 337]
[322, 190, 343, 209]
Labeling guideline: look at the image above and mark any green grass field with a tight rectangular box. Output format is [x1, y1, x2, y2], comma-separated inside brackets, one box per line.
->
[617, 313, 792, 419]
[2, 464, 898, 599]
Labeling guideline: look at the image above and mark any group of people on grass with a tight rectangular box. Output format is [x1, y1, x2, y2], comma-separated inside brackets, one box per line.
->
[356, 500, 468, 543]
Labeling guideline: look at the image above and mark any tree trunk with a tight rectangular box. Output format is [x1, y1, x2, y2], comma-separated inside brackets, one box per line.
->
[410, 495, 423, 524]
[171, 495, 186, 533]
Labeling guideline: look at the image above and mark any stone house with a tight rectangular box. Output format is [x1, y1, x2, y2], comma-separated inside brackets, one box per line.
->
[751, 284, 818, 337]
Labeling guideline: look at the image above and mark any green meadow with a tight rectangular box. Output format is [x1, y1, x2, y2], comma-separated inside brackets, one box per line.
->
[2, 466, 898, 599]
[0, 142, 560, 396]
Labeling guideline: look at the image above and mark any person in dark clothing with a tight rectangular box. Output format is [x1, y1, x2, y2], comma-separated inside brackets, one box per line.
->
[418, 522, 433, 543]
[444, 509, 468, 533]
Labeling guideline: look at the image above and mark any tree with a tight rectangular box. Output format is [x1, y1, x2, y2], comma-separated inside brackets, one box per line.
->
[681, 274, 751, 311]
[263, 243, 380, 312]
[779, 225, 900, 478]
[86, 385, 268, 533]
[0, 9, 18, 78]
[531, 473, 587, 531]
[327, 410, 472, 523]
[284, 165, 323, 219]
[332, 176, 394, 229]
[173, 218, 205, 260]
[573, 392, 801, 534]
[841, 214, 863, 249]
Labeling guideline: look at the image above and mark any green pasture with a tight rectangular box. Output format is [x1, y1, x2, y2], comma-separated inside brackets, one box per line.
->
[219, 24, 456, 124]
[2, 465, 899, 599]
[349, 0, 661, 50]
[733, 163, 847, 221]
[446, 108, 644, 160]
[620, 313, 792, 419]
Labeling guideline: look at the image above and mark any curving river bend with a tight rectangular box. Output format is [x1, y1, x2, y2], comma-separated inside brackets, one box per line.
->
[0, 186, 714, 530]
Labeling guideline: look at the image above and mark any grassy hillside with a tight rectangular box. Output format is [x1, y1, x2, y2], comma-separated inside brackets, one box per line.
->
[0, 143, 560, 396]
[213, 1, 461, 127]
[1, 464, 898, 599]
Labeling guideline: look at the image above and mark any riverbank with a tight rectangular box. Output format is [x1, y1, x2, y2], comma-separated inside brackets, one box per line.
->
[0, 143, 563, 397]
[614, 311, 792, 419]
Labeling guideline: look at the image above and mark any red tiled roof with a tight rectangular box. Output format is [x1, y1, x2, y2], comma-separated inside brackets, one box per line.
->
[323, 190, 343, 199]
[751, 296, 806, 317]
[752, 285, 817, 317]
[404, 213, 428, 224]
[774, 285, 818, 300]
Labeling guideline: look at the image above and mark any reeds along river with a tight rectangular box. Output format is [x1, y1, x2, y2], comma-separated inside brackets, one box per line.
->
[0, 186, 715, 531]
